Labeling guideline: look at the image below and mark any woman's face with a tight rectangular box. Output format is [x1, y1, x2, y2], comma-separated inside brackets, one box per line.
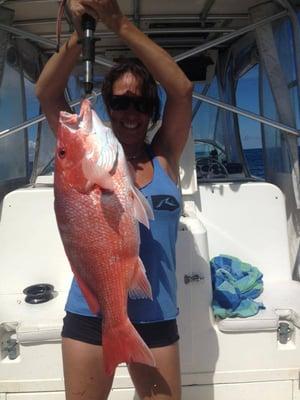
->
[108, 72, 151, 146]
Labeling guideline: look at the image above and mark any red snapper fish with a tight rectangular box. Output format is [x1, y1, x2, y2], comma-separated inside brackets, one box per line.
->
[54, 99, 155, 374]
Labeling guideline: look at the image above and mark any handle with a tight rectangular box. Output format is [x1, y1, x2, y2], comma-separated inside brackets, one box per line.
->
[81, 14, 96, 94]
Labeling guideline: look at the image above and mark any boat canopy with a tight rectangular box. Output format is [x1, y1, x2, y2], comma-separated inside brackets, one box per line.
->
[0, 0, 300, 202]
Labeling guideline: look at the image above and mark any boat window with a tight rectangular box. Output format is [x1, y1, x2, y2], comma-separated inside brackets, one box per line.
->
[274, 18, 300, 128]
[192, 79, 219, 144]
[192, 77, 247, 182]
[0, 57, 29, 195]
[277, 16, 300, 151]
[193, 78, 225, 181]
[259, 16, 300, 183]
[236, 65, 265, 179]
[27, 75, 55, 180]
[67, 75, 82, 114]
[24, 78, 40, 177]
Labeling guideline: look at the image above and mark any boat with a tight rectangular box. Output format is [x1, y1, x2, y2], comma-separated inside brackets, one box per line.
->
[0, 0, 300, 398]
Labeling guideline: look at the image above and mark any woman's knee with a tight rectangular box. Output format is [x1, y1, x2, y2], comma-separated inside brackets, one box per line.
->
[128, 343, 181, 399]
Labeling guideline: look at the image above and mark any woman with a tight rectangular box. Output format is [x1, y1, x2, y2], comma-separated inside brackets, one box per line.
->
[36, 0, 192, 399]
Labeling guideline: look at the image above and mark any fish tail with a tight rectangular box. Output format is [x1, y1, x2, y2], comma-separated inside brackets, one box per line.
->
[103, 318, 155, 375]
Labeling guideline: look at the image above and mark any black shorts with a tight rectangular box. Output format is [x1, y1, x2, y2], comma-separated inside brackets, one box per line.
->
[61, 311, 179, 348]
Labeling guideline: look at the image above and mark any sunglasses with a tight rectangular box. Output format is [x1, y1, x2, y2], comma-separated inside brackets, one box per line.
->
[109, 95, 151, 114]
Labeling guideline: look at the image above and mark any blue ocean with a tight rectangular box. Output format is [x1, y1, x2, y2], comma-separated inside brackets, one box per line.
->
[244, 148, 264, 178]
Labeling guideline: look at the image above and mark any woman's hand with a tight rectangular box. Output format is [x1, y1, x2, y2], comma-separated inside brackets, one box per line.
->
[67, 0, 123, 33]
[66, 0, 96, 37]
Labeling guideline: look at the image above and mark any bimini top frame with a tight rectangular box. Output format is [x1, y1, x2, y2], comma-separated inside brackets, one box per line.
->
[0, 6, 299, 140]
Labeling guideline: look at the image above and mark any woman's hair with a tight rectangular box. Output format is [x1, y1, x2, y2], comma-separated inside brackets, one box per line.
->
[101, 58, 160, 124]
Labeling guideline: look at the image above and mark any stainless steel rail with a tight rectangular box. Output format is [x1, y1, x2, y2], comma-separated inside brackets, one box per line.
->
[174, 10, 287, 62]
[1, 90, 299, 139]
[0, 23, 55, 47]
[0, 10, 287, 70]
[12, 14, 249, 27]
[0, 22, 235, 39]
[192, 92, 300, 137]
[0, 91, 100, 139]
[140, 14, 249, 21]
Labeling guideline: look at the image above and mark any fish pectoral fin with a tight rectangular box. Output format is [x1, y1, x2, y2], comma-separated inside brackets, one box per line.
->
[128, 258, 153, 300]
[82, 158, 114, 191]
[131, 187, 154, 229]
[74, 273, 101, 315]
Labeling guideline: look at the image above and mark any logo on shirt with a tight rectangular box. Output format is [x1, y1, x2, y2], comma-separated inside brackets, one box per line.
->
[151, 195, 180, 211]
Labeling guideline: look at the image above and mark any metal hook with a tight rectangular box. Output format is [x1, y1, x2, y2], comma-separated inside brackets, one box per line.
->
[88, 90, 98, 106]
[81, 89, 98, 106]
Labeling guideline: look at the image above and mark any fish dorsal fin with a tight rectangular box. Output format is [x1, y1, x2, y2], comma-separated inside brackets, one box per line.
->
[128, 257, 153, 300]
[92, 112, 119, 172]
[131, 186, 154, 229]
[81, 121, 119, 191]
[96, 130, 119, 173]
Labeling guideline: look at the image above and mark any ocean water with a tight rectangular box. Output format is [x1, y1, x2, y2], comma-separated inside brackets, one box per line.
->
[244, 148, 264, 178]
[195, 148, 265, 180]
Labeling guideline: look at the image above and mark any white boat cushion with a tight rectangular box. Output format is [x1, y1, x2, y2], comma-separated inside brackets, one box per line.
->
[218, 308, 278, 332]
[218, 280, 300, 332]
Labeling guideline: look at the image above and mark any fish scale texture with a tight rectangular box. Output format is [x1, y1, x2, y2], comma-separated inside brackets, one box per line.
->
[55, 172, 138, 323]
[54, 100, 155, 373]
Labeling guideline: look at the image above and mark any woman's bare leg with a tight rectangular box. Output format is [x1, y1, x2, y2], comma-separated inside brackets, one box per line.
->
[128, 342, 181, 400]
[62, 337, 115, 400]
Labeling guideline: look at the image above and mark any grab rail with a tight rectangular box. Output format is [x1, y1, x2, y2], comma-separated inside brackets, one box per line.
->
[1, 90, 299, 140]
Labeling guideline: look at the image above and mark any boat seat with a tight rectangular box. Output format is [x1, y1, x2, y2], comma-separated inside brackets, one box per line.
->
[218, 280, 300, 332]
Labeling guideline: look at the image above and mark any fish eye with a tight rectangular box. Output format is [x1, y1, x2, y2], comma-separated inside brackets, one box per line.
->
[58, 148, 66, 159]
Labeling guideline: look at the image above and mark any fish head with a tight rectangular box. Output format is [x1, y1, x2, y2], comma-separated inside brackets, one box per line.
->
[55, 124, 95, 193]
[55, 100, 99, 193]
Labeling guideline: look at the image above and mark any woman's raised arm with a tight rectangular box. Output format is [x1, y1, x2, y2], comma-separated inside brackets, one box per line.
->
[67, 0, 193, 179]
[35, 32, 82, 135]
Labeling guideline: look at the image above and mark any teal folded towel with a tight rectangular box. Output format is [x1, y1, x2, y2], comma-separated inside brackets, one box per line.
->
[211, 255, 265, 319]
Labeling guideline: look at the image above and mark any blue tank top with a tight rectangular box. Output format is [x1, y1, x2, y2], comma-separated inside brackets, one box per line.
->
[65, 148, 181, 323]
